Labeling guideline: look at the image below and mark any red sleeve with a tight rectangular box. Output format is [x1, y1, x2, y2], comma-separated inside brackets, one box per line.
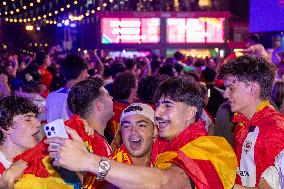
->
[254, 122, 284, 185]
[0, 162, 6, 175]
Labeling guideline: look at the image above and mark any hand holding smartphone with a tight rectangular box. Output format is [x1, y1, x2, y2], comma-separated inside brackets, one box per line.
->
[44, 119, 68, 139]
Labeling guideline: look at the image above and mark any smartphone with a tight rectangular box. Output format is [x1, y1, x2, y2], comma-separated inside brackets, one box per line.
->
[44, 119, 68, 139]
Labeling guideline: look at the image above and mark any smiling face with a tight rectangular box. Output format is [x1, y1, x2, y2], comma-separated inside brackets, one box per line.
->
[8, 112, 40, 151]
[121, 114, 155, 158]
[155, 97, 196, 140]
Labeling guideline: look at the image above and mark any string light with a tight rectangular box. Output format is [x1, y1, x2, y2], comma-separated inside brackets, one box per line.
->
[4, 0, 114, 24]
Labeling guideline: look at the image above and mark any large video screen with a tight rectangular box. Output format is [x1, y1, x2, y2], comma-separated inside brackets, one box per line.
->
[102, 18, 160, 44]
[250, 0, 284, 32]
[167, 18, 224, 43]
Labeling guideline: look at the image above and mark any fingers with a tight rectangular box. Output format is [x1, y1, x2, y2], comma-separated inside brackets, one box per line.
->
[65, 127, 83, 142]
[44, 137, 66, 145]
[11, 160, 28, 176]
[49, 152, 58, 159]
[48, 143, 60, 153]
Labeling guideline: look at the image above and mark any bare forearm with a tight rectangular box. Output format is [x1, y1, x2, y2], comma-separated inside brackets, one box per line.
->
[86, 154, 191, 189]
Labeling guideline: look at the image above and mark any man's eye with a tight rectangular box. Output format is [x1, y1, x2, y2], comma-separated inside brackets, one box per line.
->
[165, 104, 173, 108]
[122, 124, 130, 129]
[138, 124, 146, 128]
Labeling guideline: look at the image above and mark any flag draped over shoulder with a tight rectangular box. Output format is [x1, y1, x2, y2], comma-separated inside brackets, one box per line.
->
[13, 140, 81, 189]
[153, 121, 237, 189]
[111, 144, 133, 165]
[65, 115, 113, 189]
[13, 114, 114, 189]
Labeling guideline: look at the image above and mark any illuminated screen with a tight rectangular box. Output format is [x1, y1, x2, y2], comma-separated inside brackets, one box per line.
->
[102, 18, 160, 44]
[250, 0, 284, 32]
[167, 18, 224, 43]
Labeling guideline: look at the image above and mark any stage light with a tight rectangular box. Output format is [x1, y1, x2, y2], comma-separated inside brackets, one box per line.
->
[64, 19, 70, 26]
[70, 23, 76, 27]
[26, 25, 34, 31]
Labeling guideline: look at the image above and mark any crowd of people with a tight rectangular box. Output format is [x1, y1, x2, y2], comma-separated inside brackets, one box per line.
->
[0, 34, 283, 189]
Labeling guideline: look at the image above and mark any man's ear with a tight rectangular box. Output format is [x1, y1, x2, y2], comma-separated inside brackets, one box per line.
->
[94, 100, 103, 112]
[153, 125, 158, 140]
[186, 106, 197, 122]
[250, 82, 260, 97]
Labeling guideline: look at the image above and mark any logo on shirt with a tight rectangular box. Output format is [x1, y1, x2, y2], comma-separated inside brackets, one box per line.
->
[243, 140, 252, 154]
[237, 170, 250, 177]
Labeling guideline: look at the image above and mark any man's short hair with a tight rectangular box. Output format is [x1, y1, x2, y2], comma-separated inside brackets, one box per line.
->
[36, 51, 48, 66]
[0, 96, 39, 144]
[61, 54, 88, 81]
[217, 55, 276, 100]
[137, 76, 160, 104]
[67, 77, 104, 118]
[155, 76, 204, 121]
[112, 71, 136, 101]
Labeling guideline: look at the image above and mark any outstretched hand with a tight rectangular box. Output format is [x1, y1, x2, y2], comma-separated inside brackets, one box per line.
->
[45, 127, 94, 172]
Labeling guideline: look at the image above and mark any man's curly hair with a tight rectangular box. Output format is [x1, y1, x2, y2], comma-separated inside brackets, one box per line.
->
[155, 76, 203, 121]
[217, 55, 276, 99]
[67, 77, 104, 118]
[0, 96, 39, 144]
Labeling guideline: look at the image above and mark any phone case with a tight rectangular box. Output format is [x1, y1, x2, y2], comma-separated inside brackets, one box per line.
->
[44, 119, 68, 139]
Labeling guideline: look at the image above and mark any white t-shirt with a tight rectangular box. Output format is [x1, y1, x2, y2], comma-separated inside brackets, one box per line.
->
[46, 88, 73, 123]
[0, 151, 12, 177]
[261, 149, 284, 189]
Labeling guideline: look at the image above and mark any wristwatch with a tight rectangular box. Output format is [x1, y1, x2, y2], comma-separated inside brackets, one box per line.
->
[96, 157, 111, 181]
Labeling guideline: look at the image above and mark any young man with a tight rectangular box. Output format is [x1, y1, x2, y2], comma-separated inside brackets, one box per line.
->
[46, 54, 89, 123]
[65, 76, 114, 189]
[112, 103, 157, 166]
[217, 55, 284, 188]
[5, 77, 114, 189]
[0, 96, 39, 188]
[46, 76, 237, 189]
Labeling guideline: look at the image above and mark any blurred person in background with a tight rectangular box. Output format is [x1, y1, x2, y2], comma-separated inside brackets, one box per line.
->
[46, 54, 89, 123]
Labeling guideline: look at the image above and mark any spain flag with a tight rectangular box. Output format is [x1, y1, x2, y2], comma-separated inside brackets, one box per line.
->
[13, 140, 81, 189]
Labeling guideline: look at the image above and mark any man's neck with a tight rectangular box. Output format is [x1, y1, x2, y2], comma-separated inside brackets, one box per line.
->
[240, 99, 264, 120]
[86, 116, 105, 136]
[65, 79, 78, 90]
[0, 141, 26, 162]
[130, 151, 152, 166]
